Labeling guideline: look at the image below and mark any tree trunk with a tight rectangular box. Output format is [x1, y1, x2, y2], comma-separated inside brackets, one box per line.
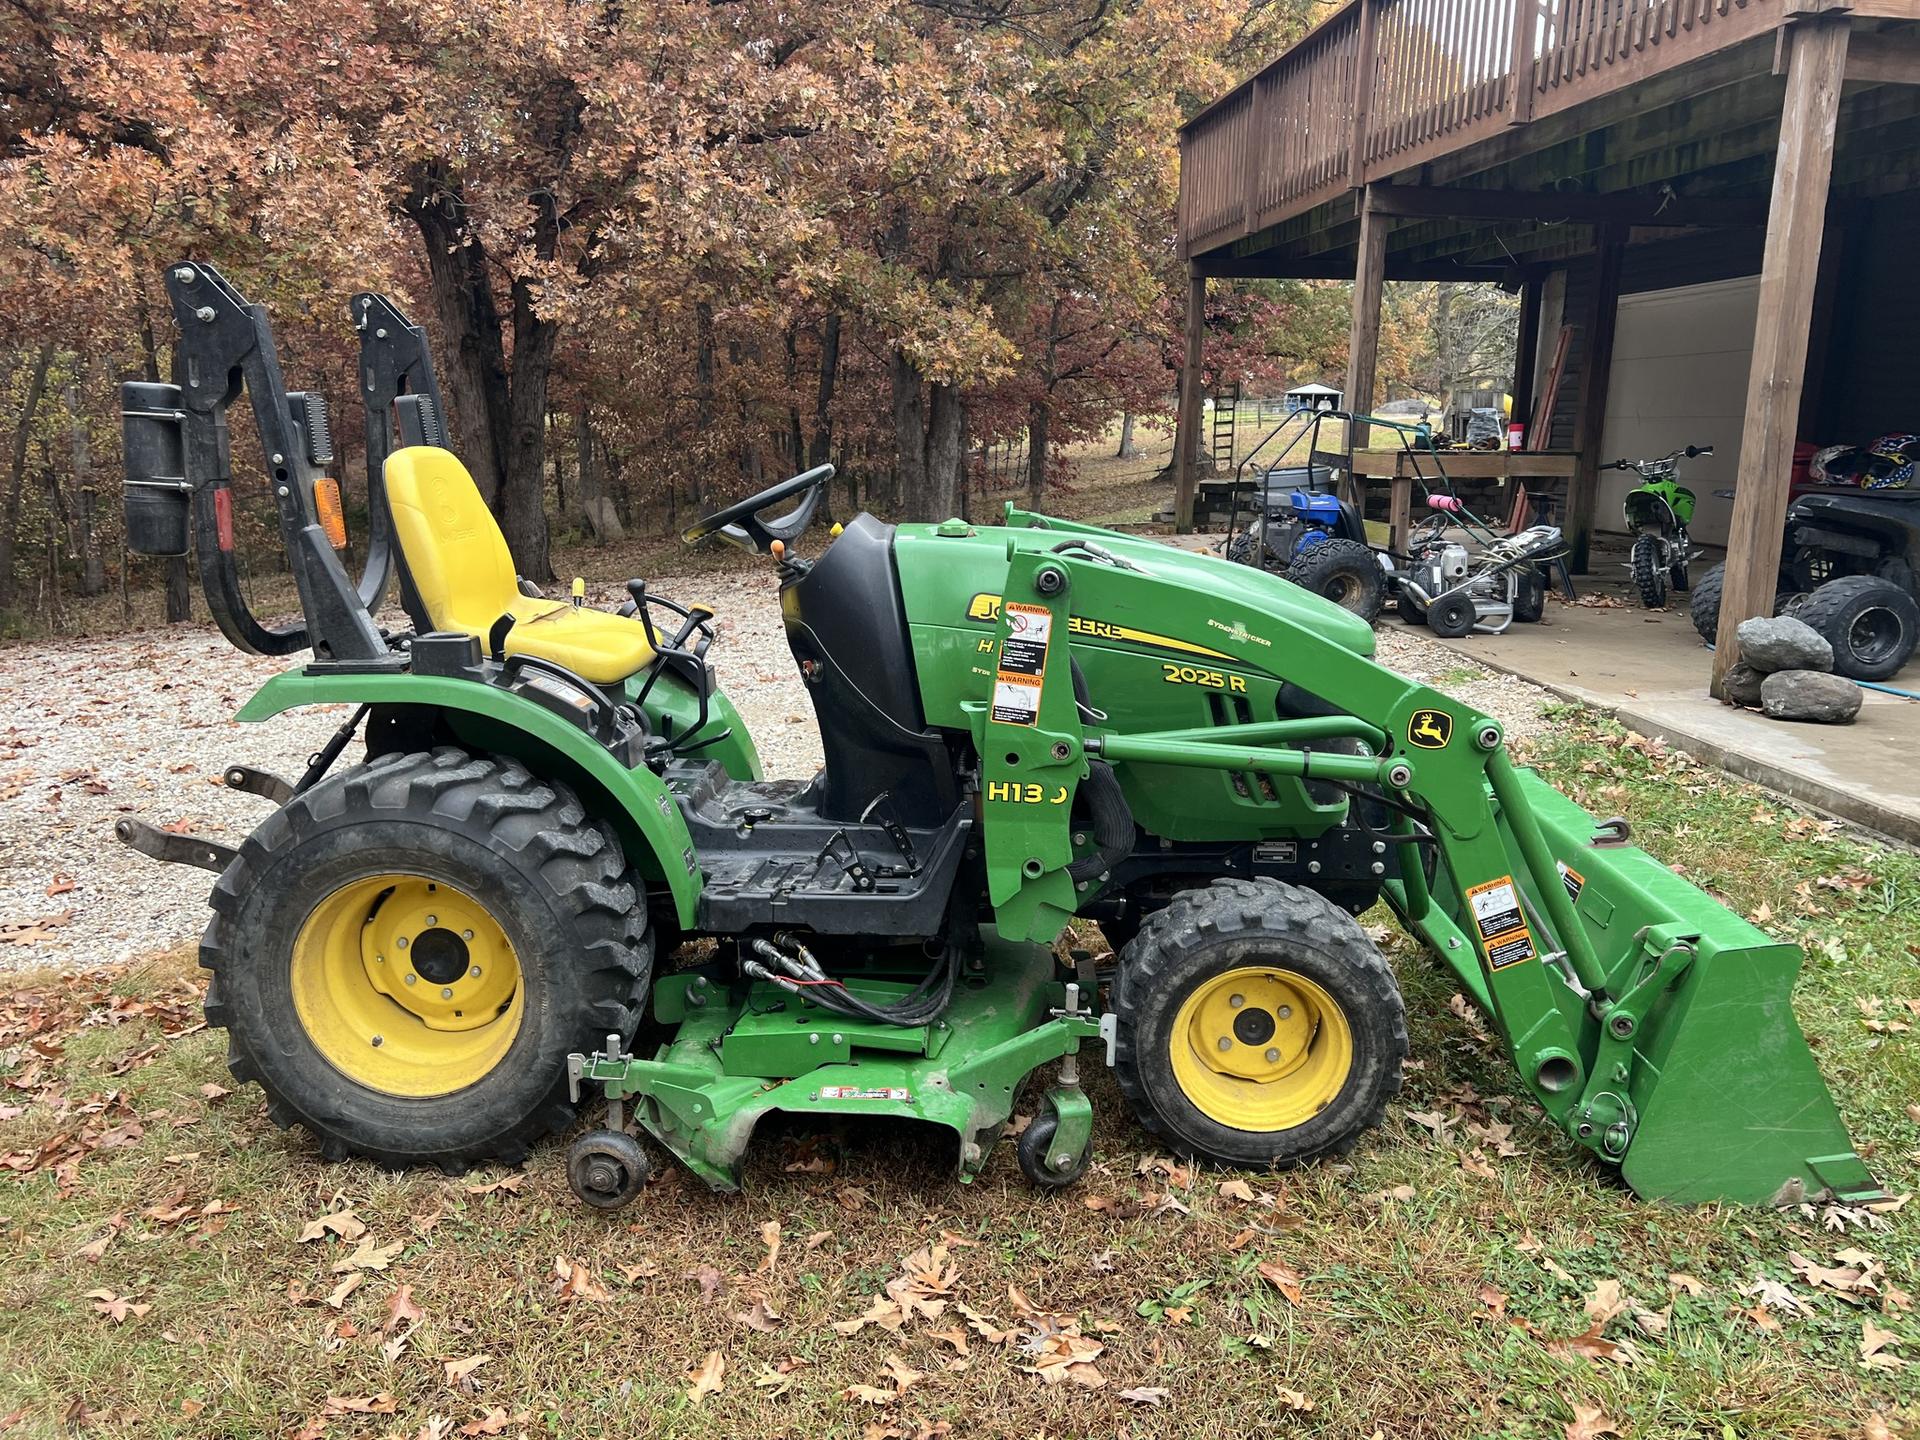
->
[925, 383, 962, 521]
[694, 301, 717, 511]
[0, 344, 54, 608]
[165, 556, 191, 622]
[1026, 398, 1050, 510]
[404, 178, 511, 509]
[889, 350, 928, 519]
[1115, 411, 1137, 459]
[574, 405, 624, 542]
[65, 376, 106, 596]
[809, 314, 841, 469]
[499, 277, 556, 581]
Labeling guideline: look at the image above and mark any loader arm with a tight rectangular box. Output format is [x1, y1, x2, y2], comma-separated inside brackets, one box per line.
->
[981, 540, 1876, 1206]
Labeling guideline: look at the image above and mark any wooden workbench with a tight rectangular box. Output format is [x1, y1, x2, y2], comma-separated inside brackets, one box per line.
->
[1344, 449, 1579, 552]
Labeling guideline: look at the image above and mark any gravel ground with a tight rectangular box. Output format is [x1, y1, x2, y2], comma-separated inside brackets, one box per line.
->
[0, 554, 1549, 974]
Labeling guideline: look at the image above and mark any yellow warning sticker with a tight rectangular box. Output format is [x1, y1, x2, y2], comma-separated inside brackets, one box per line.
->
[990, 602, 1052, 726]
[1465, 874, 1537, 970]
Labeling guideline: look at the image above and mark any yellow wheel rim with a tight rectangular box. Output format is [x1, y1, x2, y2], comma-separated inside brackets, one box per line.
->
[1168, 966, 1353, 1132]
[290, 874, 523, 1098]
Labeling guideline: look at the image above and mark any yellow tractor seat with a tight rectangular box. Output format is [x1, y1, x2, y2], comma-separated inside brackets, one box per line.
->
[384, 446, 657, 685]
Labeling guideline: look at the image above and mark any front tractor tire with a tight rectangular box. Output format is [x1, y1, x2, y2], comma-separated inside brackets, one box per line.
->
[202, 748, 651, 1172]
[1111, 878, 1406, 1171]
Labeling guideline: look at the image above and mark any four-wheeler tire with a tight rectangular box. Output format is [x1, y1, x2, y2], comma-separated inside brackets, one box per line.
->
[1630, 534, 1669, 608]
[1285, 539, 1385, 623]
[1017, 1099, 1091, 1188]
[1426, 593, 1477, 638]
[1688, 563, 1800, 646]
[1794, 575, 1920, 681]
[1224, 530, 1264, 567]
[201, 747, 652, 1172]
[1513, 566, 1546, 624]
[568, 1129, 651, 1209]
[1110, 878, 1406, 1171]
[1396, 591, 1429, 625]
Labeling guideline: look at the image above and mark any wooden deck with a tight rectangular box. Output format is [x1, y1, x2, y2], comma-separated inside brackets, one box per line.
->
[1179, 0, 1920, 264]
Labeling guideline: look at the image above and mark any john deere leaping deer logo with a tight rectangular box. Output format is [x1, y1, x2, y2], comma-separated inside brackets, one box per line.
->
[1408, 709, 1452, 749]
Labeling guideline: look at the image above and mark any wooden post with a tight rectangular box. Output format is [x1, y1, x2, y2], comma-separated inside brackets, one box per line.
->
[1713, 16, 1850, 694]
[1567, 223, 1626, 573]
[1507, 0, 1538, 124]
[1349, 0, 1379, 186]
[1345, 188, 1388, 467]
[1172, 269, 1208, 534]
[1510, 274, 1543, 446]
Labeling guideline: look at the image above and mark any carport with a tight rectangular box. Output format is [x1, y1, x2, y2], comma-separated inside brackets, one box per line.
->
[1171, 0, 1920, 698]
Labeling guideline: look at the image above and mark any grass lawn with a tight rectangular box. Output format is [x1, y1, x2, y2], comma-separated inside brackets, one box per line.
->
[1, 702, 1916, 1438]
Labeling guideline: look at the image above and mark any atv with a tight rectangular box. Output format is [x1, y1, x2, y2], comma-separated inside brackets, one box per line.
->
[1224, 469, 1385, 622]
[1691, 484, 1920, 681]
[111, 262, 1878, 1210]
[1610, 445, 1711, 609]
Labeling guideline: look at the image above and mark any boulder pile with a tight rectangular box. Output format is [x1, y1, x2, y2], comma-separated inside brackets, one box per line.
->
[1723, 616, 1862, 724]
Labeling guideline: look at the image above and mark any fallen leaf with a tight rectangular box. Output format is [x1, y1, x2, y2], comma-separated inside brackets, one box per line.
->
[323, 1394, 398, 1416]
[1118, 1386, 1171, 1407]
[384, 1284, 425, 1334]
[1256, 1260, 1304, 1305]
[325, 1274, 364, 1310]
[332, 1238, 405, 1274]
[443, 1354, 491, 1389]
[1666, 1272, 1706, 1297]
[464, 1174, 523, 1196]
[1862, 1319, 1907, 1370]
[297, 1208, 367, 1244]
[1276, 1387, 1314, 1414]
[735, 1298, 783, 1332]
[552, 1255, 612, 1304]
[1584, 1278, 1629, 1326]
[1564, 1402, 1620, 1440]
[686, 1349, 726, 1404]
[758, 1219, 782, 1274]
[85, 1288, 150, 1323]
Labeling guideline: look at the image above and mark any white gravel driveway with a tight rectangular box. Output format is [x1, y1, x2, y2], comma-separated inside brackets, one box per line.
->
[0, 557, 1550, 973]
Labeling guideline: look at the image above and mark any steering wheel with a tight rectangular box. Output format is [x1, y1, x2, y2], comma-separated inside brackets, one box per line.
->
[683, 463, 834, 554]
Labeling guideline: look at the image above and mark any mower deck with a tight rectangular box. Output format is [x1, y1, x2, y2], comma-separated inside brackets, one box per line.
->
[570, 931, 1101, 1191]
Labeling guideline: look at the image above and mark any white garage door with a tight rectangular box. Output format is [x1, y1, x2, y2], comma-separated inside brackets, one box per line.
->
[1601, 275, 1758, 548]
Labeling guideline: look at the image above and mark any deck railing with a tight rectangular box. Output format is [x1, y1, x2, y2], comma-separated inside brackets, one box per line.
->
[1179, 0, 1779, 258]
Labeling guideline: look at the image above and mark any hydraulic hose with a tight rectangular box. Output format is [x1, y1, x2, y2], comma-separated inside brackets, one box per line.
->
[1067, 760, 1135, 885]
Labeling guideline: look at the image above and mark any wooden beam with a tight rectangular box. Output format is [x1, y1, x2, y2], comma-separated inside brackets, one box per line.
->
[1510, 275, 1543, 446]
[1193, 254, 1512, 281]
[1567, 223, 1626, 573]
[1507, 0, 1539, 125]
[1714, 16, 1852, 694]
[1172, 270, 1208, 535]
[1349, 0, 1379, 186]
[1845, 31, 1920, 85]
[1363, 183, 1771, 227]
[1345, 190, 1390, 458]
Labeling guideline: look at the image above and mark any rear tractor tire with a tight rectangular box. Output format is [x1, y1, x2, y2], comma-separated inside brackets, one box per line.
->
[1110, 878, 1407, 1171]
[201, 748, 651, 1172]
[1285, 539, 1386, 623]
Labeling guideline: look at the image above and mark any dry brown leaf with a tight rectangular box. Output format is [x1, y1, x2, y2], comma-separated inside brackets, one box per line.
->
[1119, 1386, 1171, 1406]
[443, 1354, 492, 1389]
[1666, 1272, 1706, 1297]
[553, 1255, 612, 1303]
[332, 1238, 405, 1274]
[758, 1219, 783, 1274]
[1584, 1278, 1629, 1326]
[1256, 1260, 1304, 1305]
[84, 1288, 149, 1323]
[686, 1349, 726, 1404]
[324, 1274, 364, 1310]
[1564, 1403, 1620, 1440]
[297, 1208, 367, 1244]
[384, 1284, 425, 1333]
[323, 1394, 397, 1416]
[1276, 1387, 1314, 1414]
[464, 1174, 523, 1197]
[1216, 1179, 1257, 1204]
[735, 1298, 783, 1332]
[1862, 1319, 1907, 1371]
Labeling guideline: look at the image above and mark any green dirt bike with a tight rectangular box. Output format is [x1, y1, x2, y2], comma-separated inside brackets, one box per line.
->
[1613, 445, 1712, 608]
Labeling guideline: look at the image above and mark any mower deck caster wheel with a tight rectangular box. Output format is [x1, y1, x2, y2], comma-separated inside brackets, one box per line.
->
[1017, 1103, 1091, 1189]
[567, 1130, 650, 1210]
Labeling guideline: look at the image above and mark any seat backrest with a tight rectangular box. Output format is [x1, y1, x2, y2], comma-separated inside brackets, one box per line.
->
[385, 446, 518, 634]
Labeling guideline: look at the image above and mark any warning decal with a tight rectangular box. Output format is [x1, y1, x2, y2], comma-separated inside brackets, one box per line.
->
[990, 602, 1053, 726]
[820, 1085, 911, 1102]
[1556, 860, 1585, 904]
[1466, 875, 1537, 970]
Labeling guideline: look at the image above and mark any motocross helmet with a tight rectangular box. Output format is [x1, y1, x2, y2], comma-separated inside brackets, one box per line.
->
[1809, 443, 1863, 485]
[1859, 433, 1918, 489]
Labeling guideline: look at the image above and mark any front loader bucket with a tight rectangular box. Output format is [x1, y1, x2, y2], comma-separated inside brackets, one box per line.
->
[1503, 773, 1880, 1206]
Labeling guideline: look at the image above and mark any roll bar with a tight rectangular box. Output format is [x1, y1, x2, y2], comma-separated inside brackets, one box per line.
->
[120, 263, 448, 665]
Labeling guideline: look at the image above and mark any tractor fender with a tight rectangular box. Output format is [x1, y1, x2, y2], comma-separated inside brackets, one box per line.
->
[235, 671, 703, 928]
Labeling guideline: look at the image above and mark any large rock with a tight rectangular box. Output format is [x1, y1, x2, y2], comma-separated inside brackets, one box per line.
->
[1736, 615, 1833, 674]
[1721, 659, 1767, 708]
[1760, 669, 1862, 724]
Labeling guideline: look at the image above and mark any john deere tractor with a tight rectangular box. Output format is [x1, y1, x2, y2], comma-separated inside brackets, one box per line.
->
[114, 263, 1877, 1209]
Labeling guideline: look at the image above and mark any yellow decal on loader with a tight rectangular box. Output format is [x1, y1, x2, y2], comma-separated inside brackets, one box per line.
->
[964, 593, 1234, 662]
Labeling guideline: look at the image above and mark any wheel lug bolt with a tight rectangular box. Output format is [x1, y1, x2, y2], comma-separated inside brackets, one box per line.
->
[441, 987, 454, 999]
[470, 966, 482, 978]
[462, 929, 474, 941]
[1278, 1005, 1292, 1019]
[1217, 1036, 1233, 1052]
[396, 936, 409, 949]
[404, 973, 416, 985]
[1264, 1047, 1280, 1063]
[1228, 994, 1245, 1009]
[425, 914, 438, 927]
[371, 1035, 383, 1047]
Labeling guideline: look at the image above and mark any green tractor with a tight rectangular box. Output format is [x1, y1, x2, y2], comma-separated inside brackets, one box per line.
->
[115, 262, 1877, 1209]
